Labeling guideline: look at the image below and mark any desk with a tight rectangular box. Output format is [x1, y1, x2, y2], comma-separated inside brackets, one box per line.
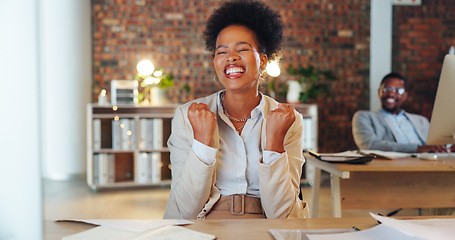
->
[307, 155, 455, 218]
[44, 216, 455, 240]
[46, 218, 375, 240]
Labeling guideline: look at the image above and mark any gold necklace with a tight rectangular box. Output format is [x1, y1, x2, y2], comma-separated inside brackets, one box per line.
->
[220, 92, 251, 123]
[235, 124, 246, 132]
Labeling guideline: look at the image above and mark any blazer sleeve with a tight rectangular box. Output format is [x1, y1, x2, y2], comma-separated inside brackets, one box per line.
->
[163, 105, 216, 219]
[258, 111, 306, 218]
[352, 111, 419, 153]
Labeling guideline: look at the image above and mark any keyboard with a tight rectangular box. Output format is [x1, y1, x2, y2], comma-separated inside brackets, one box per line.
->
[417, 152, 455, 160]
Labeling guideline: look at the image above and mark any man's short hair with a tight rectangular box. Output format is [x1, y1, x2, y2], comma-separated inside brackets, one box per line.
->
[380, 72, 408, 91]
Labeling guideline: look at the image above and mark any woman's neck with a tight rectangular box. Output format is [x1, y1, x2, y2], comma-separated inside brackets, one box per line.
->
[221, 90, 261, 120]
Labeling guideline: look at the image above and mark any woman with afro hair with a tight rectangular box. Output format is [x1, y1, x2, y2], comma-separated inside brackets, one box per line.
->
[164, 0, 308, 219]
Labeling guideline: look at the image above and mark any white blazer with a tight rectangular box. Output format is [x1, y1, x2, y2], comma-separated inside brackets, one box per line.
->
[163, 91, 309, 219]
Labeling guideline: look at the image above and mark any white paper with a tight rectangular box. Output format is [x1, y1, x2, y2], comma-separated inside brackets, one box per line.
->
[127, 225, 215, 240]
[370, 213, 455, 240]
[269, 228, 354, 240]
[319, 151, 364, 157]
[58, 219, 193, 232]
[359, 150, 411, 159]
[317, 151, 366, 161]
[62, 226, 136, 240]
[307, 224, 422, 240]
[304, 213, 455, 240]
[62, 225, 215, 240]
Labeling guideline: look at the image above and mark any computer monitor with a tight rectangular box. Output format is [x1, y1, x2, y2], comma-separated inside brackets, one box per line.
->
[426, 54, 455, 145]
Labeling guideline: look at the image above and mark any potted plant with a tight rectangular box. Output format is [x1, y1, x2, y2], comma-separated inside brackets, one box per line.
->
[286, 65, 335, 103]
[135, 68, 174, 105]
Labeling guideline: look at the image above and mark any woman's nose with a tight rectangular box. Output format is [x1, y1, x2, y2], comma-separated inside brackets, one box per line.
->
[227, 52, 239, 62]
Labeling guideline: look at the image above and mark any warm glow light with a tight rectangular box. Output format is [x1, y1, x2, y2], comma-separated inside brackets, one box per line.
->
[266, 60, 281, 77]
[100, 89, 106, 96]
[113, 106, 118, 111]
[143, 76, 161, 85]
[114, 116, 119, 121]
[153, 70, 163, 77]
[137, 59, 155, 76]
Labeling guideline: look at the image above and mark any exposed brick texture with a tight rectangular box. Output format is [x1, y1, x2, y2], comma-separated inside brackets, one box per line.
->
[392, 1, 455, 122]
[91, 0, 453, 152]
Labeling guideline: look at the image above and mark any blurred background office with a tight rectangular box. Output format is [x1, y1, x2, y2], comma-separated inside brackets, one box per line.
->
[1, 0, 454, 239]
[88, 0, 454, 154]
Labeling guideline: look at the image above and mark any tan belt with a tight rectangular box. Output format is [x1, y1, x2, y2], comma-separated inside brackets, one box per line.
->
[210, 194, 264, 215]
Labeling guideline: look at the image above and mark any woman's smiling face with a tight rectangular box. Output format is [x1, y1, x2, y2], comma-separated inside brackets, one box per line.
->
[214, 25, 267, 91]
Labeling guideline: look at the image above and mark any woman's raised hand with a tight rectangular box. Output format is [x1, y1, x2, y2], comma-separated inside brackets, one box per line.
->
[188, 102, 217, 147]
[265, 103, 296, 153]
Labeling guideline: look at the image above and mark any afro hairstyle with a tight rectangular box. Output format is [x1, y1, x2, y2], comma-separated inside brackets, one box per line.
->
[203, 0, 284, 61]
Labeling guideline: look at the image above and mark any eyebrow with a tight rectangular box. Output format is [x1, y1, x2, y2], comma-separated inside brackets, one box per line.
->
[215, 41, 253, 50]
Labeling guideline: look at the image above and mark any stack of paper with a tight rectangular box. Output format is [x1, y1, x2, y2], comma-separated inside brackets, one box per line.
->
[269, 213, 455, 240]
[358, 150, 412, 160]
[308, 150, 373, 164]
[59, 219, 215, 240]
[269, 228, 355, 240]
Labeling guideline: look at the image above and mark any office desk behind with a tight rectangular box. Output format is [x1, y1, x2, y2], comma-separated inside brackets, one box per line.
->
[307, 156, 455, 218]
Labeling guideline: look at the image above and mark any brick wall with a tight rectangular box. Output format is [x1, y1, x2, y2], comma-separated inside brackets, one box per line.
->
[92, 0, 393, 152]
[277, 1, 371, 152]
[392, 1, 455, 121]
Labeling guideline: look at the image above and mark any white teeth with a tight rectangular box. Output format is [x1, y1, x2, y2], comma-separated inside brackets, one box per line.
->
[226, 67, 245, 75]
[386, 98, 395, 103]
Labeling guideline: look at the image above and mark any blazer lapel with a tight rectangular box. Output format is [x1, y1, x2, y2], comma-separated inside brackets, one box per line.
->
[377, 111, 400, 142]
[205, 91, 221, 150]
[404, 111, 427, 142]
[260, 98, 271, 150]
[206, 93, 220, 182]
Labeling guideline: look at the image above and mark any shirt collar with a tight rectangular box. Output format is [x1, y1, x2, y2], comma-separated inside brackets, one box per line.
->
[251, 92, 265, 119]
[380, 108, 404, 117]
[216, 91, 265, 119]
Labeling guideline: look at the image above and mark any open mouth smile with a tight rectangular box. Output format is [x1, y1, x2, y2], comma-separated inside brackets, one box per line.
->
[224, 65, 245, 78]
[386, 97, 396, 103]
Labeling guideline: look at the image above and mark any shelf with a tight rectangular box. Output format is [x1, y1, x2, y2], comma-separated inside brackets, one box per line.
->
[89, 179, 172, 191]
[93, 148, 170, 153]
[87, 103, 177, 190]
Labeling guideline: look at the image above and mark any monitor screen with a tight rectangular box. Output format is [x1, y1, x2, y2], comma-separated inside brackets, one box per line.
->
[426, 54, 455, 145]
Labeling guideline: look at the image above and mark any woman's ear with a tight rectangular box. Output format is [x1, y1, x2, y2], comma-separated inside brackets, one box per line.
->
[260, 54, 268, 71]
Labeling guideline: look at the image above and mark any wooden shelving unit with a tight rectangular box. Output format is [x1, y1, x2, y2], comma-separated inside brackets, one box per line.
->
[86, 103, 178, 190]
